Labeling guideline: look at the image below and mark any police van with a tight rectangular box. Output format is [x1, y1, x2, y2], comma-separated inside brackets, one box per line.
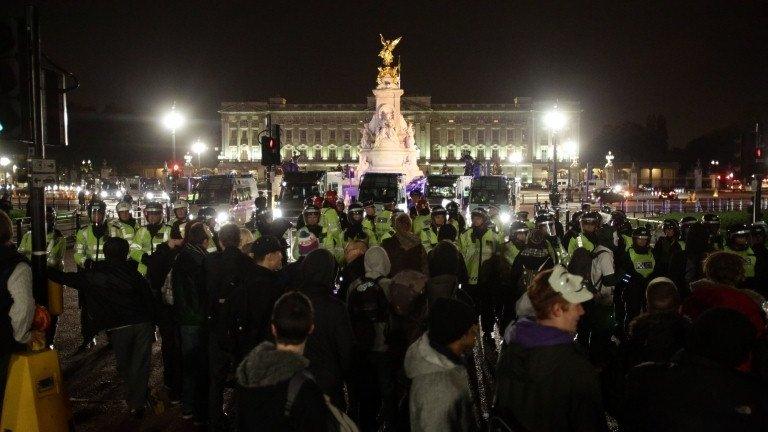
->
[467, 175, 512, 220]
[188, 174, 258, 225]
[358, 173, 408, 211]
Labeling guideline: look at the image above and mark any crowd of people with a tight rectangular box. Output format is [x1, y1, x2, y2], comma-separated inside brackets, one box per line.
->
[1, 186, 768, 431]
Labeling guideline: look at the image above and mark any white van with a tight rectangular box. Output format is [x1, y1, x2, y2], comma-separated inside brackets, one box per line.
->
[188, 175, 258, 225]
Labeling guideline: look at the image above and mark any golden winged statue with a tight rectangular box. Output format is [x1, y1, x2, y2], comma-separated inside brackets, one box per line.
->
[378, 34, 401, 66]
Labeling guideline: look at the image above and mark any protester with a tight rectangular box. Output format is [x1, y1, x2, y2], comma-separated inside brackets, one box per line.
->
[236, 291, 336, 432]
[0, 210, 34, 415]
[171, 222, 211, 424]
[495, 266, 608, 432]
[624, 308, 767, 431]
[668, 222, 713, 296]
[49, 237, 156, 418]
[299, 248, 354, 408]
[381, 213, 429, 276]
[405, 297, 478, 432]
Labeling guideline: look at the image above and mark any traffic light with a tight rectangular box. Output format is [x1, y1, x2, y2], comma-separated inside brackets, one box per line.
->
[261, 135, 281, 166]
[756, 147, 763, 161]
[0, 17, 31, 141]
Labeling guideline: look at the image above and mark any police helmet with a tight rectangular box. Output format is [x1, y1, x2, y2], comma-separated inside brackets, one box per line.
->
[303, 205, 320, 217]
[362, 200, 376, 209]
[728, 224, 751, 239]
[680, 216, 697, 227]
[144, 201, 164, 214]
[445, 201, 460, 213]
[515, 210, 529, 220]
[662, 218, 679, 231]
[633, 226, 651, 239]
[348, 202, 364, 215]
[701, 213, 720, 226]
[581, 211, 601, 225]
[88, 200, 107, 216]
[431, 206, 447, 217]
[172, 200, 189, 211]
[750, 224, 767, 240]
[116, 202, 132, 213]
[471, 207, 488, 220]
[198, 206, 216, 220]
[509, 221, 529, 235]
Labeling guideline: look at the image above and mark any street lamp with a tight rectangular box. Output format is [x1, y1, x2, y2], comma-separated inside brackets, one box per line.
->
[191, 138, 207, 169]
[508, 151, 522, 180]
[0, 157, 10, 189]
[543, 108, 567, 206]
[163, 103, 185, 162]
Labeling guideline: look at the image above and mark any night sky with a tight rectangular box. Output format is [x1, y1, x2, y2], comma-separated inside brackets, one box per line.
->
[10, 0, 768, 166]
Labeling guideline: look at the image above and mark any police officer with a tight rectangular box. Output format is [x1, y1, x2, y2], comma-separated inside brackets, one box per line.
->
[75, 200, 111, 269]
[110, 201, 140, 241]
[411, 198, 431, 234]
[679, 216, 697, 247]
[169, 200, 190, 237]
[621, 226, 656, 331]
[568, 211, 600, 255]
[420, 205, 448, 252]
[408, 190, 423, 218]
[725, 224, 758, 288]
[292, 205, 326, 260]
[503, 221, 529, 266]
[701, 213, 724, 249]
[458, 207, 498, 334]
[343, 202, 376, 247]
[488, 204, 504, 238]
[373, 200, 394, 242]
[361, 200, 382, 244]
[18, 205, 66, 270]
[445, 200, 466, 233]
[319, 190, 342, 234]
[535, 212, 568, 265]
[245, 208, 269, 241]
[74, 199, 111, 351]
[562, 211, 582, 249]
[652, 219, 683, 277]
[130, 202, 171, 275]
[197, 207, 220, 253]
[516, 210, 534, 230]
[379, 208, 405, 242]
[610, 210, 632, 250]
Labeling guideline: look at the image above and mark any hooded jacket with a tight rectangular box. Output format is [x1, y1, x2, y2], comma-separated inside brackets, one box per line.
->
[236, 342, 333, 432]
[404, 333, 475, 432]
[381, 230, 429, 277]
[347, 246, 392, 353]
[299, 249, 354, 405]
[495, 318, 608, 432]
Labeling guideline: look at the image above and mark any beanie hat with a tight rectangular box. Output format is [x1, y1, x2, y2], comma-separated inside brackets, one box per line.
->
[428, 297, 476, 346]
[297, 228, 319, 256]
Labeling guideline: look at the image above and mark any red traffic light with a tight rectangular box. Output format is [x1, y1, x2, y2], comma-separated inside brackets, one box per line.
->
[756, 148, 763, 159]
[173, 163, 180, 171]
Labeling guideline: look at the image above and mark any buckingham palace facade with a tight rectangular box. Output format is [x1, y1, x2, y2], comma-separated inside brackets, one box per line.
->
[218, 96, 580, 183]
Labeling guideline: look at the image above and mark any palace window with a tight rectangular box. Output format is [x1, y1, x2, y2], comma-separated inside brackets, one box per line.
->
[229, 129, 237, 146]
[329, 130, 336, 142]
[491, 129, 500, 143]
[462, 129, 470, 143]
[506, 128, 513, 143]
[447, 130, 455, 143]
[329, 147, 337, 161]
[285, 129, 293, 143]
[300, 130, 307, 144]
[343, 130, 351, 143]
[314, 130, 321, 143]
[476, 147, 485, 161]
[476, 129, 485, 144]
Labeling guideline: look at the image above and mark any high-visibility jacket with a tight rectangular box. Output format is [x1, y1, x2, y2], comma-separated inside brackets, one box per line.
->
[459, 227, 498, 285]
[320, 207, 342, 233]
[420, 225, 440, 252]
[568, 233, 596, 256]
[74, 225, 111, 267]
[725, 246, 756, 278]
[412, 214, 430, 235]
[131, 224, 171, 275]
[110, 219, 141, 241]
[362, 217, 382, 245]
[628, 247, 656, 279]
[18, 230, 66, 270]
[503, 241, 522, 266]
[376, 210, 393, 239]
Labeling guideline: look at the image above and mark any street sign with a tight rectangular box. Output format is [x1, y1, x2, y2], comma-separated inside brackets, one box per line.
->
[29, 158, 56, 187]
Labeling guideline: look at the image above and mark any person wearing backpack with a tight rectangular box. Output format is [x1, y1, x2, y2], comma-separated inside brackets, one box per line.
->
[236, 291, 337, 432]
[300, 248, 355, 409]
[347, 246, 396, 431]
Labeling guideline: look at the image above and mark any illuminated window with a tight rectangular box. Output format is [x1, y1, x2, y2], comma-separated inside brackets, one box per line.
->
[300, 130, 307, 143]
[314, 130, 321, 143]
[447, 130, 455, 143]
[329, 130, 336, 142]
[462, 130, 470, 143]
[343, 130, 351, 143]
[492, 129, 500, 143]
[476, 130, 485, 143]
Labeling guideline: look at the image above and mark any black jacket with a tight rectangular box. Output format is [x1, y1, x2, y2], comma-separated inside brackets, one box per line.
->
[299, 249, 354, 406]
[171, 244, 208, 326]
[208, 252, 282, 361]
[623, 349, 768, 432]
[145, 242, 180, 300]
[50, 260, 155, 332]
[236, 342, 334, 432]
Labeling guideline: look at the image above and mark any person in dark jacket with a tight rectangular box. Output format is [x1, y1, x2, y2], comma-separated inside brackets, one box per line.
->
[495, 266, 609, 432]
[624, 308, 767, 432]
[381, 213, 429, 277]
[337, 239, 368, 301]
[204, 224, 260, 429]
[668, 222, 713, 297]
[171, 222, 210, 423]
[49, 237, 156, 418]
[236, 291, 334, 432]
[144, 224, 184, 403]
[299, 248, 355, 409]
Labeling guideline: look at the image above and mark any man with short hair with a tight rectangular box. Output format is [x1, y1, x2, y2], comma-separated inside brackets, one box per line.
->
[0, 210, 34, 414]
[236, 291, 334, 431]
[49, 237, 156, 418]
[496, 266, 608, 432]
[405, 297, 478, 432]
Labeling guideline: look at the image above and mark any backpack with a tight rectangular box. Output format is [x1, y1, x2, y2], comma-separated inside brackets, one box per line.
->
[567, 247, 607, 293]
[348, 276, 388, 351]
[285, 369, 359, 432]
[387, 270, 429, 347]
